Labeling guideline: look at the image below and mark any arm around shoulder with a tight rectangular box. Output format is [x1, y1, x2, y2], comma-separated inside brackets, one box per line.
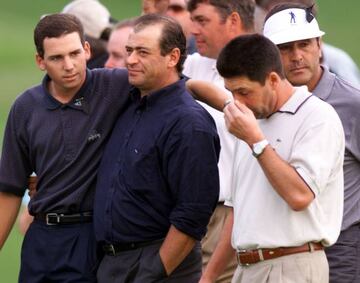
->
[186, 79, 232, 112]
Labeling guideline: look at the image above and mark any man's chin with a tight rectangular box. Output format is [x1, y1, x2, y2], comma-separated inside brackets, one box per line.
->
[128, 78, 143, 88]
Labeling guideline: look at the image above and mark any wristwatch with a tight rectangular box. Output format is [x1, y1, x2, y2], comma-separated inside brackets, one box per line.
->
[252, 139, 269, 158]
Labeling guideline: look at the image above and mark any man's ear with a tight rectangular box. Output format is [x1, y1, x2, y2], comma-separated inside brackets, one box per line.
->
[84, 41, 92, 61]
[227, 12, 243, 35]
[35, 53, 46, 71]
[168, 47, 181, 69]
[317, 37, 323, 60]
[268, 72, 281, 89]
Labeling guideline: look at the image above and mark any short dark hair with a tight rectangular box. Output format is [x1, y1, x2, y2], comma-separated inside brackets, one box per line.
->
[134, 14, 187, 74]
[187, 0, 255, 32]
[34, 13, 85, 58]
[265, 2, 315, 23]
[217, 34, 285, 85]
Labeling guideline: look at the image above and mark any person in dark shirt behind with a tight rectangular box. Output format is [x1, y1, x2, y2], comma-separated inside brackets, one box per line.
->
[94, 13, 220, 283]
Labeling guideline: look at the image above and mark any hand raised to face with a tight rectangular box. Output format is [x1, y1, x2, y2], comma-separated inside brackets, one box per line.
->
[224, 100, 265, 146]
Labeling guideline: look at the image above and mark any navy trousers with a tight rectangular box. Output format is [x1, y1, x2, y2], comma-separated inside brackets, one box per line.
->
[19, 220, 100, 283]
[325, 223, 360, 283]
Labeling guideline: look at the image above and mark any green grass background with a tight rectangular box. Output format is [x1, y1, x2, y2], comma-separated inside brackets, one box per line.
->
[0, 0, 359, 281]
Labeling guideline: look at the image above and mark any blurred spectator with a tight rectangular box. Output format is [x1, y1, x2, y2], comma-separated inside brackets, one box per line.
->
[255, 0, 360, 86]
[62, 0, 117, 68]
[142, 0, 197, 54]
[166, 0, 197, 54]
[105, 19, 136, 68]
[142, 0, 169, 14]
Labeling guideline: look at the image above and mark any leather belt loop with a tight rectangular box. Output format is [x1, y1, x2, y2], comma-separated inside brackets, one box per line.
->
[258, 249, 265, 261]
[308, 242, 315, 252]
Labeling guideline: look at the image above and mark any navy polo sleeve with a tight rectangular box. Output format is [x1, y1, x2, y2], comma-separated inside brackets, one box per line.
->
[0, 100, 32, 197]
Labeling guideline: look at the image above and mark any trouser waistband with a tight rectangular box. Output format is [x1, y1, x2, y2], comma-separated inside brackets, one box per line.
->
[34, 211, 93, 225]
[237, 242, 323, 266]
[102, 238, 164, 256]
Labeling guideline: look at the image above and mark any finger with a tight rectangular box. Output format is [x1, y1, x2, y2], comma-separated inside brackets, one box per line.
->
[234, 100, 250, 113]
[226, 101, 246, 119]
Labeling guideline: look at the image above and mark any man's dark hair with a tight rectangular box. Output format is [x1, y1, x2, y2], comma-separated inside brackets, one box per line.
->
[34, 13, 85, 58]
[264, 2, 315, 22]
[134, 14, 187, 74]
[217, 34, 285, 85]
[187, 0, 255, 32]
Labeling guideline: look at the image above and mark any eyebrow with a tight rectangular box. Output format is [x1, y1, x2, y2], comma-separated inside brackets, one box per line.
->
[47, 48, 83, 58]
[125, 45, 152, 52]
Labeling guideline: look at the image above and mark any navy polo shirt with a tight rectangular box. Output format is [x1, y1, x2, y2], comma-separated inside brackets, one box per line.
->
[94, 78, 220, 242]
[0, 68, 131, 214]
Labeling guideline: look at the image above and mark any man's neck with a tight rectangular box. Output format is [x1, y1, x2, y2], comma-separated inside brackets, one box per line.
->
[140, 73, 180, 97]
[307, 66, 323, 92]
[48, 80, 80, 104]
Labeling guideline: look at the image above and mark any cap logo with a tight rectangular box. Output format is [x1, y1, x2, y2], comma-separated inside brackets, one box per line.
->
[289, 11, 296, 24]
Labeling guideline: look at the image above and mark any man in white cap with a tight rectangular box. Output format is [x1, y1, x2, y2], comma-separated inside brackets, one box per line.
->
[263, 3, 360, 282]
[255, 0, 360, 87]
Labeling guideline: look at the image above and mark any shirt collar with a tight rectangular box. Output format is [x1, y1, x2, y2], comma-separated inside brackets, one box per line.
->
[42, 69, 92, 113]
[312, 65, 335, 101]
[276, 86, 313, 115]
[130, 77, 186, 109]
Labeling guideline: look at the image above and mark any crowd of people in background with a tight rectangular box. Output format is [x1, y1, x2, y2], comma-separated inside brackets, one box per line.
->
[1, 0, 360, 282]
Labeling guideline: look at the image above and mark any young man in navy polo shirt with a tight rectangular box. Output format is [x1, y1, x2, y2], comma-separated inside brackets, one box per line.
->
[0, 13, 131, 282]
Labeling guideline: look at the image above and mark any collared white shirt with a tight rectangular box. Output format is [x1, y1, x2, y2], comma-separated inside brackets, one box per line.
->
[226, 87, 345, 249]
[183, 53, 235, 201]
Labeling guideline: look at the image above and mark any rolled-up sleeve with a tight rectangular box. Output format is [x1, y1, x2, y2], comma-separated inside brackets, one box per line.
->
[166, 127, 220, 240]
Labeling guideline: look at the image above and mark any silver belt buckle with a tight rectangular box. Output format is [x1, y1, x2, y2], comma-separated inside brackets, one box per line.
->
[237, 249, 251, 266]
[109, 244, 116, 256]
[46, 213, 60, 225]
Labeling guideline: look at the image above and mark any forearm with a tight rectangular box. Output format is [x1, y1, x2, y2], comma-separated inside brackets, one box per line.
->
[257, 146, 314, 211]
[200, 208, 235, 283]
[186, 79, 231, 112]
[0, 192, 22, 249]
[224, 102, 314, 211]
[159, 225, 196, 275]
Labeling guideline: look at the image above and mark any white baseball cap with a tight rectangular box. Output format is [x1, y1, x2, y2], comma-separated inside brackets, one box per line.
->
[62, 0, 112, 39]
[263, 8, 325, 45]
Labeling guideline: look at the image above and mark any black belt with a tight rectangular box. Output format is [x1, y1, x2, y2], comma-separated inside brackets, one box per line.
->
[102, 238, 164, 256]
[34, 211, 93, 225]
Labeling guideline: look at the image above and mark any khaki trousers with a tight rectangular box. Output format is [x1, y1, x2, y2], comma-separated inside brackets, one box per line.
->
[231, 250, 329, 283]
[202, 204, 237, 283]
